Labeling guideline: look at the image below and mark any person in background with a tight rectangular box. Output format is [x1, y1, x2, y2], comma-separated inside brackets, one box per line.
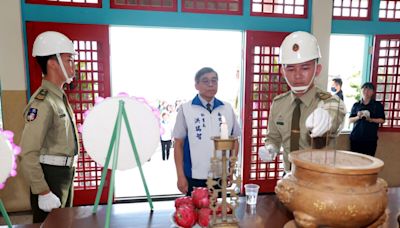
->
[349, 82, 385, 157]
[20, 31, 79, 223]
[258, 31, 346, 173]
[172, 67, 241, 196]
[331, 78, 344, 101]
[160, 112, 173, 161]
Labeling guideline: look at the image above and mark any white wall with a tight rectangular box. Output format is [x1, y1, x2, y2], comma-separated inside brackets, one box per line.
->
[0, 0, 26, 91]
[311, 0, 333, 90]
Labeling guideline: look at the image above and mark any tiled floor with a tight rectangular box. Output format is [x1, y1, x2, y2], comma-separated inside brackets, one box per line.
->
[115, 146, 179, 197]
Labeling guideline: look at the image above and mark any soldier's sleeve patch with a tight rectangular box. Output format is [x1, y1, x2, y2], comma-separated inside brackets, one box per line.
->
[27, 108, 38, 122]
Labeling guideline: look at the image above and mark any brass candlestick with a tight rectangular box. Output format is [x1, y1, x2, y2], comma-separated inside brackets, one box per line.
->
[207, 137, 241, 228]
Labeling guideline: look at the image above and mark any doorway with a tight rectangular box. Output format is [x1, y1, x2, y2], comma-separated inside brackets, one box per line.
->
[110, 27, 243, 198]
[328, 34, 368, 131]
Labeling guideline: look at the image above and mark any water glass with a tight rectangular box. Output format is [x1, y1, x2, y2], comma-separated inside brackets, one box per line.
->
[244, 183, 260, 206]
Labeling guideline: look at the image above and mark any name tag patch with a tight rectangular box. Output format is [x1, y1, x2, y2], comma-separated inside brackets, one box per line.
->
[277, 115, 285, 125]
[27, 108, 38, 122]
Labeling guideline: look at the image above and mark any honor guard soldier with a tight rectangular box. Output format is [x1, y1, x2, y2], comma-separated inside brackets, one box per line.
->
[20, 31, 79, 223]
[259, 31, 346, 173]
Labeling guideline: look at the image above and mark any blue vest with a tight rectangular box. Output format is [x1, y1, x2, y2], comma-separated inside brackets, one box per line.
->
[182, 97, 235, 179]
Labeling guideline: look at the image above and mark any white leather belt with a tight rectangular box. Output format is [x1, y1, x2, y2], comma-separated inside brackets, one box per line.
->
[39, 154, 77, 167]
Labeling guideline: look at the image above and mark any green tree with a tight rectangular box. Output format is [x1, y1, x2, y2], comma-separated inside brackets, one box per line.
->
[348, 70, 361, 101]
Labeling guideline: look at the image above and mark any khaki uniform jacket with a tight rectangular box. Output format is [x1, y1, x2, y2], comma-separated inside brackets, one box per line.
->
[265, 86, 346, 172]
[20, 80, 79, 194]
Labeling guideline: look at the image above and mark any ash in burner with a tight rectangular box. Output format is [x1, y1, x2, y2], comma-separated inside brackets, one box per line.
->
[296, 150, 372, 168]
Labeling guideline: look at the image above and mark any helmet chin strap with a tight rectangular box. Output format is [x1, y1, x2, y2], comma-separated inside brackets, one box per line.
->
[56, 53, 73, 84]
[283, 63, 317, 94]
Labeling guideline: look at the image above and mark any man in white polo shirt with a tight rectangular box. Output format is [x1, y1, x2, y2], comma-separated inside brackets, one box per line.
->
[173, 67, 241, 196]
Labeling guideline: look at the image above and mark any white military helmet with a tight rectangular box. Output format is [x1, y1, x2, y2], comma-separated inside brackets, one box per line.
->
[279, 31, 321, 65]
[32, 31, 76, 57]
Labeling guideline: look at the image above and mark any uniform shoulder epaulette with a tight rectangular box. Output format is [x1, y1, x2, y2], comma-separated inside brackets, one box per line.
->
[35, 89, 48, 101]
[316, 91, 332, 100]
[273, 91, 290, 101]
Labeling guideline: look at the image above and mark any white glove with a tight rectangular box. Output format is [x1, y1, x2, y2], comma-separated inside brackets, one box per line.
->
[38, 191, 61, 212]
[259, 144, 279, 162]
[305, 107, 332, 138]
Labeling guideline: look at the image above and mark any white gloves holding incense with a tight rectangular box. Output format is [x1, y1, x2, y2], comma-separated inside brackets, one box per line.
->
[305, 107, 332, 138]
[259, 144, 279, 162]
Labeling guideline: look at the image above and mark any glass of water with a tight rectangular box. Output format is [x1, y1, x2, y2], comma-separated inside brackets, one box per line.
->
[244, 184, 260, 206]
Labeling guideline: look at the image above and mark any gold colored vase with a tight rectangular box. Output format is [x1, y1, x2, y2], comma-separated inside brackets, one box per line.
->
[275, 150, 388, 228]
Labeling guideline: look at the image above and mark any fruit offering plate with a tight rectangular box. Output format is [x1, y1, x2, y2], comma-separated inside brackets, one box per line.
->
[170, 212, 202, 228]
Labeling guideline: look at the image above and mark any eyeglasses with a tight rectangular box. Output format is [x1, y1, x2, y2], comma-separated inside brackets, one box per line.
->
[199, 78, 218, 85]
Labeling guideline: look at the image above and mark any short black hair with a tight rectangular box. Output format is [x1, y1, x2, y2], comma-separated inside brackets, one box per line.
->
[195, 67, 218, 83]
[361, 82, 375, 90]
[332, 78, 342, 87]
[35, 55, 56, 75]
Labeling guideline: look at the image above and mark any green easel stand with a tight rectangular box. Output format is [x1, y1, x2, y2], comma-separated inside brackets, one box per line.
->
[0, 198, 12, 228]
[92, 100, 154, 228]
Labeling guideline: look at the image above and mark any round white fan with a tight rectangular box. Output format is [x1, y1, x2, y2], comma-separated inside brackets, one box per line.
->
[81, 96, 160, 170]
[0, 130, 20, 189]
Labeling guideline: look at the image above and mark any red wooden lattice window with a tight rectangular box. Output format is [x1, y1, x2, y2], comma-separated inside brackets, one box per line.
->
[251, 0, 308, 18]
[243, 31, 289, 193]
[332, 0, 371, 20]
[26, 22, 111, 206]
[379, 0, 400, 21]
[111, 0, 177, 11]
[371, 35, 400, 131]
[26, 0, 102, 8]
[181, 0, 242, 15]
